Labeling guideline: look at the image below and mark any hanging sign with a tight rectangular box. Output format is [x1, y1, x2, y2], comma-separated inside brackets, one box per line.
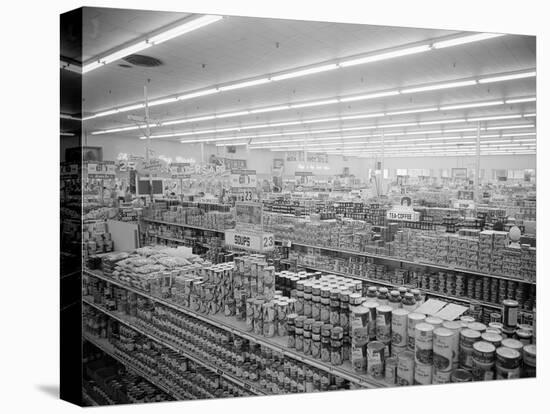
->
[85, 161, 116, 178]
[224, 229, 275, 252]
[170, 162, 192, 178]
[230, 169, 257, 188]
[452, 168, 468, 179]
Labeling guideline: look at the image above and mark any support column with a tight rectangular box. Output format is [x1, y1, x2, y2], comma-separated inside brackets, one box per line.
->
[474, 122, 481, 203]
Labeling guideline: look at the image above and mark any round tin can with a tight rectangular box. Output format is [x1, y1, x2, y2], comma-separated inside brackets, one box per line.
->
[495, 346, 521, 379]
[391, 309, 409, 347]
[433, 327, 455, 372]
[467, 322, 487, 334]
[415, 322, 434, 365]
[472, 341, 496, 381]
[481, 332, 503, 348]
[501, 338, 523, 353]
[515, 329, 532, 345]
[376, 305, 393, 342]
[397, 350, 415, 386]
[425, 316, 444, 329]
[392, 345, 407, 357]
[351, 343, 367, 373]
[433, 368, 452, 384]
[488, 322, 504, 331]
[414, 362, 433, 385]
[522, 344, 536, 378]
[385, 357, 398, 385]
[502, 299, 519, 329]
[442, 320, 461, 369]
[451, 369, 473, 383]
[460, 329, 481, 349]
[407, 313, 426, 350]
[367, 341, 386, 379]
[364, 301, 379, 340]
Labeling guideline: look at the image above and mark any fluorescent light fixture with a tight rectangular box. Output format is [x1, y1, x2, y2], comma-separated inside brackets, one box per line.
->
[216, 142, 248, 147]
[401, 80, 477, 94]
[502, 132, 536, 137]
[177, 88, 218, 100]
[148, 97, 178, 107]
[340, 45, 431, 67]
[432, 33, 504, 49]
[485, 124, 534, 130]
[61, 132, 75, 136]
[340, 90, 400, 103]
[291, 99, 339, 109]
[250, 105, 290, 114]
[216, 111, 250, 119]
[387, 107, 439, 116]
[440, 100, 504, 110]
[341, 113, 385, 121]
[95, 109, 119, 117]
[478, 71, 536, 84]
[83, 41, 151, 74]
[523, 113, 536, 118]
[505, 97, 536, 104]
[271, 64, 338, 81]
[218, 78, 270, 91]
[119, 103, 145, 112]
[147, 15, 223, 45]
[467, 114, 523, 122]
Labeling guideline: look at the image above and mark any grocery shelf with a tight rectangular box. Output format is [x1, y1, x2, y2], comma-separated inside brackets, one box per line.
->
[277, 239, 535, 285]
[142, 218, 227, 234]
[84, 269, 388, 389]
[83, 297, 267, 396]
[83, 331, 187, 400]
[148, 234, 210, 248]
[280, 260, 532, 312]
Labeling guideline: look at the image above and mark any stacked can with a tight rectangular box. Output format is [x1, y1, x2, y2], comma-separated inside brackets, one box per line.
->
[391, 309, 409, 356]
[495, 346, 521, 379]
[522, 344, 536, 378]
[262, 301, 276, 337]
[311, 321, 323, 359]
[330, 327, 344, 366]
[350, 303, 369, 373]
[303, 318, 314, 356]
[442, 320, 461, 370]
[455, 273, 465, 297]
[472, 341, 496, 381]
[432, 327, 455, 384]
[295, 316, 305, 352]
[287, 314, 297, 348]
[367, 341, 386, 379]
[397, 350, 415, 385]
[320, 287, 331, 323]
[407, 313, 426, 351]
[459, 328, 481, 369]
[321, 324, 333, 363]
[376, 305, 393, 356]
[414, 322, 434, 385]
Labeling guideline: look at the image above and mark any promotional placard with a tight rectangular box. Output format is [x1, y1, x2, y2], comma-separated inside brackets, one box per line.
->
[386, 200, 420, 221]
[85, 161, 116, 178]
[230, 169, 257, 188]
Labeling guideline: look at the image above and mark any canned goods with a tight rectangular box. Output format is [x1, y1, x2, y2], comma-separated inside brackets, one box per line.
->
[502, 299, 519, 329]
[415, 323, 434, 365]
[397, 350, 415, 386]
[391, 309, 409, 347]
[467, 322, 487, 333]
[364, 301, 379, 340]
[351, 343, 367, 373]
[451, 369, 473, 382]
[433, 368, 452, 384]
[367, 341, 386, 379]
[376, 305, 393, 342]
[472, 341, 496, 381]
[495, 347, 521, 379]
[433, 327, 455, 372]
[460, 329, 481, 349]
[516, 329, 532, 345]
[522, 344, 536, 378]
[425, 316, 444, 329]
[501, 338, 523, 352]
[385, 357, 398, 385]
[414, 362, 433, 385]
[407, 313, 426, 350]
[481, 332, 503, 348]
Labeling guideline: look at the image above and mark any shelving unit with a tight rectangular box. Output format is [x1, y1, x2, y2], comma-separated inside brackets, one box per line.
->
[83, 332, 187, 400]
[142, 218, 227, 234]
[83, 296, 268, 396]
[277, 239, 536, 285]
[84, 268, 388, 389]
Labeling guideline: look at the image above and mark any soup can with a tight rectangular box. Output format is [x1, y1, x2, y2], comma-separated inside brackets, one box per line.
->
[367, 341, 386, 379]
[495, 346, 521, 379]
[414, 323, 434, 365]
[451, 369, 473, 383]
[397, 350, 415, 386]
[391, 309, 409, 347]
[481, 332, 503, 348]
[364, 301, 379, 340]
[522, 344, 536, 378]
[433, 368, 452, 384]
[472, 341, 496, 381]
[502, 299, 519, 329]
[385, 357, 398, 385]
[376, 305, 393, 342]
[407, 313, 426, 350]
[433, 327, 455, 372]
[414, 362, 433, 385]
[501, 338, 523, 353]
[425, 316, 444, 329]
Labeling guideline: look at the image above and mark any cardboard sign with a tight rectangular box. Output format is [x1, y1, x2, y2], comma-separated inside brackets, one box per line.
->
[224, 229, 275, 252]
[230, 169, 257, 188]
[386, 205, 420, 221]
[85, 161, 116, 178]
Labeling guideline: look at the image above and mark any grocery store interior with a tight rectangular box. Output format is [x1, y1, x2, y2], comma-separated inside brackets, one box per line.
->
[61, 7, 536, 406]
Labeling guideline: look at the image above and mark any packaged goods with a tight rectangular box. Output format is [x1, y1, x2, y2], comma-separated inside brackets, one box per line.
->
[414, 362, 433, 385]
[495, 347, 521, 379]
[415, 323, 434, 365]
[522, 344, 536, 377]
[391, 309, 409, 347]
[472, 341, 496, 381]
[397, 350, 415, 386]
[433, 327, 455, 372]
[367, 341, 386, 379]
[407, 313, 426, 350]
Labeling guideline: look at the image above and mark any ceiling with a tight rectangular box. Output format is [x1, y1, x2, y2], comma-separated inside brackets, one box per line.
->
[74, 7, 536, 157]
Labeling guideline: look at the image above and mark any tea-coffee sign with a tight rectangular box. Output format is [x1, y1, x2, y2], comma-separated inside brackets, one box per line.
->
[386, 197, 419, 221]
